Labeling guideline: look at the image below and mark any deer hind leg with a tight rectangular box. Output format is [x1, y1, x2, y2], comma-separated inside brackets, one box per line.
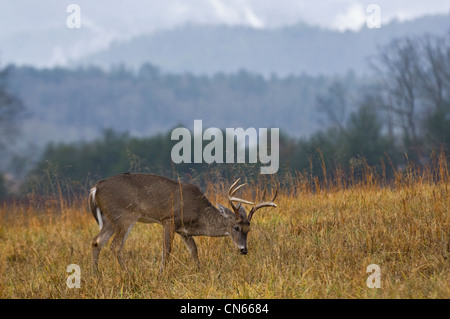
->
[159, 220, 175, 273]
[91, 217, 114, 272]
[110, 218, 137, 271]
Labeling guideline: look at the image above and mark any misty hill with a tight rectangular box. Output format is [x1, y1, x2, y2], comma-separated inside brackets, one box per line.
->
[78, 14, 450, 76]
[7, 65, 356, 155]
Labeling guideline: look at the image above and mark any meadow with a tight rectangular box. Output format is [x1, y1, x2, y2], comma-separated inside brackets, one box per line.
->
[0, 158, 448, 299]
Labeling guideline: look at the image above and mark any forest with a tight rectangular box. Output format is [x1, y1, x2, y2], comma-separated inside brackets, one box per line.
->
[0, 32, 449, 199]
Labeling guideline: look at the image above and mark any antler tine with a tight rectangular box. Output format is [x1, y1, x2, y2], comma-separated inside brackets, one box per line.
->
[230, 183, 247, 197]
[229, 196, 254, 205]
[247, 189, 278, 221]
[227, 178, 255, 218]
[228, 178, 241, 195]
[228, 179, 253, 204]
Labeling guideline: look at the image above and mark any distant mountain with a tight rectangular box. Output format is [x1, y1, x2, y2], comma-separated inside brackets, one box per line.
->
[6, 65, 342, 149]
[78, 14, 450, 76]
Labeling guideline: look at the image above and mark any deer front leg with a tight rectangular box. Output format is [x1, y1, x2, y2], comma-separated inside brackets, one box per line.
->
[181, 234, 200, 269]
[160, 220, 175, 273]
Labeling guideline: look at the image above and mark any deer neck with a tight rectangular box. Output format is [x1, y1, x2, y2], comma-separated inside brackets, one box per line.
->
[196, 206, 230, 237]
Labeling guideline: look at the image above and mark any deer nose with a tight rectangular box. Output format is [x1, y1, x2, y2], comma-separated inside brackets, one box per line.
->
[240, 248, 248, 255]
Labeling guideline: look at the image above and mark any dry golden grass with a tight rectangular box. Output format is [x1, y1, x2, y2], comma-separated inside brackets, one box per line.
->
[0, 164, 449, 299]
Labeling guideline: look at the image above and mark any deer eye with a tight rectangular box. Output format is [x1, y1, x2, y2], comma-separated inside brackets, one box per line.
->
[233, 226, 240, 232]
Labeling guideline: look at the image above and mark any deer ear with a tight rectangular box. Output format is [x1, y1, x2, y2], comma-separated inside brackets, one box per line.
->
[237, 204, 247, 219]
[217, 203, 235, 219]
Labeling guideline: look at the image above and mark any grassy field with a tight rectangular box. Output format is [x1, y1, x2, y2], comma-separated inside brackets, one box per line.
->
[0, 163, 449, 298]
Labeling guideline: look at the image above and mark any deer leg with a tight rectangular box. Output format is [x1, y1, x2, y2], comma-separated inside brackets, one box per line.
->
[92, 218, 114, 272]
[110, 220, 136, 271]
[181, 234, 200, 269]
[160, 220, 175, 273]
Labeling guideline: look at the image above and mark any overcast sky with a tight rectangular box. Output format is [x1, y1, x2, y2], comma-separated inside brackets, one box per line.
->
[1, 0, 449, 37]
[1, 0, 449, 67]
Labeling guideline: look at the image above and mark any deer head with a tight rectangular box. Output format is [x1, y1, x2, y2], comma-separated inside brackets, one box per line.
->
[217, 178, 277, 255]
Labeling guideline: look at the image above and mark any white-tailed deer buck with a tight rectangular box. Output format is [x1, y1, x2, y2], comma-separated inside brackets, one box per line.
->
[89, 173, 277, 272]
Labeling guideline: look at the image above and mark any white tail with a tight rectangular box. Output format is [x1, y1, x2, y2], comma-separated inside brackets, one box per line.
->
[89, 187, 103, 230]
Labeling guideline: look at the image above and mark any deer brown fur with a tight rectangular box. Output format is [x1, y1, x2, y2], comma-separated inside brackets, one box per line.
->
[89, 173, 276, 272]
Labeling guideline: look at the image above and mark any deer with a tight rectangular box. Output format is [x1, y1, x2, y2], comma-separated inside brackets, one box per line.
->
[88, 173, 277, 272]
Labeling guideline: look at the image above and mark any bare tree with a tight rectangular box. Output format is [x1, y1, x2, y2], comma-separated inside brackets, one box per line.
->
[417, 34, 450, 110]
[371, 37, 423, 154]
[316, 78, 351, 131]
[371, 32, 450, 156]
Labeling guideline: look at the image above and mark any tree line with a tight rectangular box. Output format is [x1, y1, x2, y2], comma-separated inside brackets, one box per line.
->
[0, 32, 449, 199]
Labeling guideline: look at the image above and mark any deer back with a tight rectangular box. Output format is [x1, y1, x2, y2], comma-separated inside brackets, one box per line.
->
[93, 173, 214, 225]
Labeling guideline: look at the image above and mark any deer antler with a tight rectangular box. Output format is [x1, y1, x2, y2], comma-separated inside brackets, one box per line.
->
[228, 178, 254, 218]
[247, 189, 277, 221]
